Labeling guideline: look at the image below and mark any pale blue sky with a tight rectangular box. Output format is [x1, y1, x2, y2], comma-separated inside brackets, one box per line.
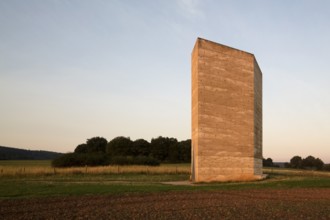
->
[1, 0, 330, 162]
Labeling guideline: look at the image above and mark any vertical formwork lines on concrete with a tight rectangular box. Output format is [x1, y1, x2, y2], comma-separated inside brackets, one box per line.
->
[191, 38, 263, 182]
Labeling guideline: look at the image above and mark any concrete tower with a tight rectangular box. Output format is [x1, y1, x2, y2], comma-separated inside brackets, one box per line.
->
[191, 38, 263, 182]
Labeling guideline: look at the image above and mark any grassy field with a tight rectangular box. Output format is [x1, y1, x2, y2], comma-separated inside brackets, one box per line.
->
[1, 160, 330, 199]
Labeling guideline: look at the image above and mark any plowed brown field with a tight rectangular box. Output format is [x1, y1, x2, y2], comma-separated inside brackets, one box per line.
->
[1, 188, 330, 219]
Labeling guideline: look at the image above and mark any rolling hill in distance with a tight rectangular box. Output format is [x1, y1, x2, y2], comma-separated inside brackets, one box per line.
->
[0, 145, 63, 160]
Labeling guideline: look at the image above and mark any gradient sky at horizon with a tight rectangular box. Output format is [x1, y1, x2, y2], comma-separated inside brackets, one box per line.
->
[1, 0, 330, 163]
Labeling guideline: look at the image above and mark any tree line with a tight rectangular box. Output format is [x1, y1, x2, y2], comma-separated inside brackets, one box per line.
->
[264, 155, 329, 171]
[286, 155, 329, 171]
[53, 136, 329, 171]
[52, 136, 191, 167]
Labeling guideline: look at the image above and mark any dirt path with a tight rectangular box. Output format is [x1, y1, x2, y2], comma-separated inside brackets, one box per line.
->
[1, 188, 330, 219]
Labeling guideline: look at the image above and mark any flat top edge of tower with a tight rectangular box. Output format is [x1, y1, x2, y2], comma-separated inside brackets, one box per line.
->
[196, 37, 255, 57]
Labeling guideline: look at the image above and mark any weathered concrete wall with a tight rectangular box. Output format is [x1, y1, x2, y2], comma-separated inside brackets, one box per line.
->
[191, 38, 263, 182]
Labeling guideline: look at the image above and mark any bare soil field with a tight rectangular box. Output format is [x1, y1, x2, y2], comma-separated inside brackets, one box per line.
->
[1, 188, 330, 219]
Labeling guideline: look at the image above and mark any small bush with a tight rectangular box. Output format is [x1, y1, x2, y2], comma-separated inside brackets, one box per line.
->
[134, 156, 160, 166]
[52, 153, 81, 167]
[52, 153, 109, 167]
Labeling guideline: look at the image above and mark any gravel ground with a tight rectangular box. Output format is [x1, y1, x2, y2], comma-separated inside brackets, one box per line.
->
[1, 188, 330, 219]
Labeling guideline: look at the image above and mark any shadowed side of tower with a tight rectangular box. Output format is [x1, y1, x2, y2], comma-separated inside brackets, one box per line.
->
[191, 38, 263, 182]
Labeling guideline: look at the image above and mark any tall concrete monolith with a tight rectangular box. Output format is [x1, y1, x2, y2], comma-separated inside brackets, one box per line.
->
[191, 38, 263, 182]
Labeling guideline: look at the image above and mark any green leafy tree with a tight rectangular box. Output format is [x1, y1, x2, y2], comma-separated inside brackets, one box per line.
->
[74, 143, 88, 153]
[150, 136, 168, 161]
[86, 137, 108, 153]
[290, 156, 302, 169]
[168, 140, 179, 163]
[132, 139, 150, 156]
[150, 136, 178, 162]
[313, 158, 324, 170]
[301, 155, 315, 168]
[301, 156, 324, 170]
[106, 136, 133, 157]
[263, 158, 274, 167]
[178, 139, 191, 163]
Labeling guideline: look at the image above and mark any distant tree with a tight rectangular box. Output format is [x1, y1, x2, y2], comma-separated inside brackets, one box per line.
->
[178, 139, 191, 163]
[106, 136, 133, 157]
[150, 136, 167, 161]
[289, 155, 324, 170]
[314, 158, 324, 171]
[74, 144, 88, 154]
[263, 158, 274, 167]
[150, 136, 178, 162]
[167, 140, 179, 163]
[132, 139, 151, 157]
[290, 156, 303, 169]
[301, 155, 316, 168]
[86, 137, 108, 153]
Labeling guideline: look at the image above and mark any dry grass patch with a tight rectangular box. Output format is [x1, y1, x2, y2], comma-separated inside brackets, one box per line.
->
[0, 164, 191, 177]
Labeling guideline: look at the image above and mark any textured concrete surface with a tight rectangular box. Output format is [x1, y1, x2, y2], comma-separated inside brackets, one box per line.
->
[191, 38, 263, 182]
